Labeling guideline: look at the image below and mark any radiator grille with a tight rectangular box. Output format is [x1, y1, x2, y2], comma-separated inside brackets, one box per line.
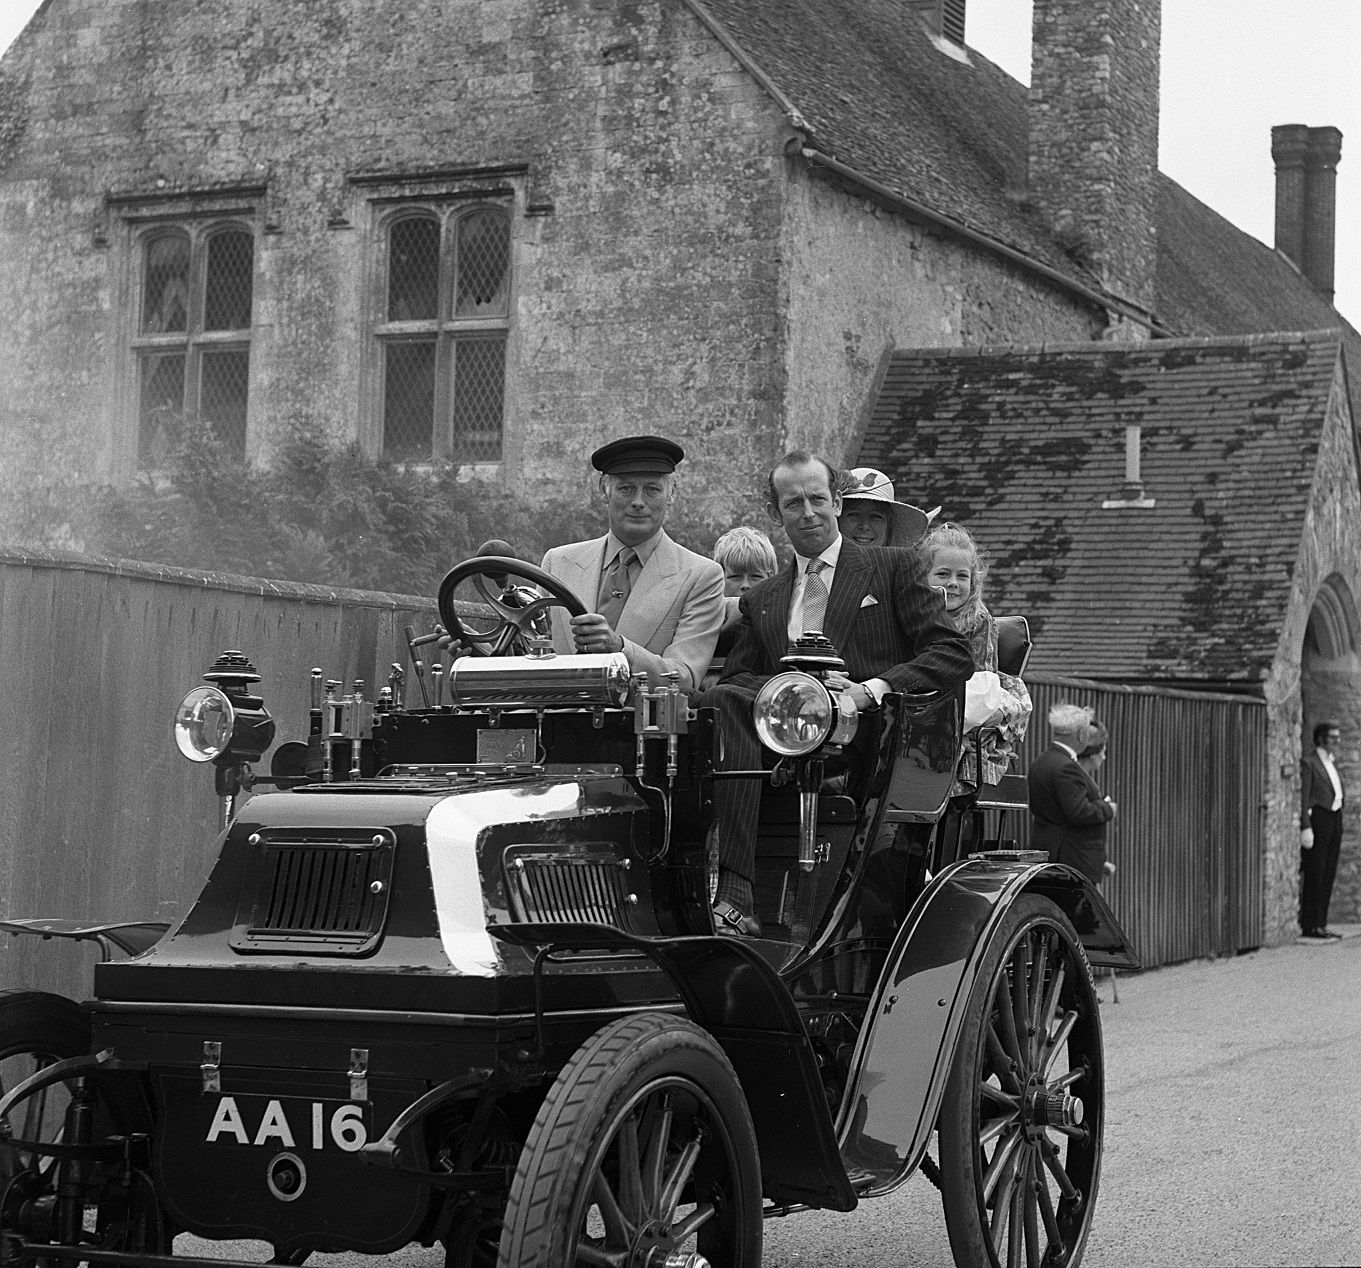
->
[505, 847, 635, 928]
[232, 831, 395, 956]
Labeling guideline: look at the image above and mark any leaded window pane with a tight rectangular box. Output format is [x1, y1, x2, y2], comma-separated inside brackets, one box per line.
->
[203, 229, 254, 332]
[200, 348, 250, 454]
[454, 209, 510, 316]
[451, 335, 505, 462]
[142, 234, 190, 334]
[138, 351, 186, 460]
[388, 217, 440, 321]
[383, 339, 436, 460]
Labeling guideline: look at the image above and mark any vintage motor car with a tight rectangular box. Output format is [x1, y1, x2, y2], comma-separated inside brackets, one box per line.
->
[0, 555, 1137, 1268]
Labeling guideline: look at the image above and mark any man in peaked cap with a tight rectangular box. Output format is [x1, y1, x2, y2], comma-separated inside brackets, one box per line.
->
[540, 436, 725, 693]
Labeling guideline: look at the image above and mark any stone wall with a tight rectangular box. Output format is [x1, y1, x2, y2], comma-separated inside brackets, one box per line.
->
[1268, 358, 1361, 939]
[779, 170, 1101, 477]
[0, 0, 791, 529]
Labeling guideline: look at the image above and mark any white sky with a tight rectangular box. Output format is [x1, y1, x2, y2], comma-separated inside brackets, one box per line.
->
[0, 0, 1357, 325]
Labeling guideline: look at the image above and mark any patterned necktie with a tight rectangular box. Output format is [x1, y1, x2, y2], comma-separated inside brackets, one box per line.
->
[597, 547, 638, 628]
[801, 559, 829, 635]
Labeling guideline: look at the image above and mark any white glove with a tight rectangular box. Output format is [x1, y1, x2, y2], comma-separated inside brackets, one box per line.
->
[1300, 827, 1315, 850]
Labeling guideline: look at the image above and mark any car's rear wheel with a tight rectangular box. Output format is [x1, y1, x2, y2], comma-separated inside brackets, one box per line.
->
[498, 1012, 762, 1268]
[938, 894, 1104, 1268]
[0, 990, 89, 1182]
[0, 990, 167, 1261]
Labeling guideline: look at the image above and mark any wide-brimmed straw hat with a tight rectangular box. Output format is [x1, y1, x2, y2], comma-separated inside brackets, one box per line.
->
[841, 468, 930, 545]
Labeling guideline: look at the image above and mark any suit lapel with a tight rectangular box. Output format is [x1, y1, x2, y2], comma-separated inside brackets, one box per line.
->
[548, 537, 605, 652]
[618, 532, 680, 648]
[753, 563, 797, 663]
[568, 537, 607, 611]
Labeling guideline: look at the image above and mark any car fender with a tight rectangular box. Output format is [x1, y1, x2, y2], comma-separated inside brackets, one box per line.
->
[835, 856, 1137, 1197]
[492, 922, 857, 1212]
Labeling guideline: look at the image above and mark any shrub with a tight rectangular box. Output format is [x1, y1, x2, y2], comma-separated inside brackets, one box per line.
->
[4, 416, 743, 596]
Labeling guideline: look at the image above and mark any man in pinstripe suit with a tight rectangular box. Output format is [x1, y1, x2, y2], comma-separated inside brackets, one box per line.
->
[709, 452, 974, 936]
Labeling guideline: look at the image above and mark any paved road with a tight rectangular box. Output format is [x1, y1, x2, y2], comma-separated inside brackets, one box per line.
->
[760, 927, 1361, 1268]
[185, 927, 1361, 1268]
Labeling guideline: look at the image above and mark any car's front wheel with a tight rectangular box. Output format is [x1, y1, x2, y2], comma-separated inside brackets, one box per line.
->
[498, 1011, 763, 1268]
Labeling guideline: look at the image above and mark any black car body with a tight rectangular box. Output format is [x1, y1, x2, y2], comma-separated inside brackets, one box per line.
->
[0, 557, 1136, 1268]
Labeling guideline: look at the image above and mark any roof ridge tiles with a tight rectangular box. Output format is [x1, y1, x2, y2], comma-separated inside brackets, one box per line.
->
[888, 330, 1345, 362]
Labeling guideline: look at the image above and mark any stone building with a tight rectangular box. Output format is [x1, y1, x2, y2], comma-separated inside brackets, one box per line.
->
[864, 331, 1359, 942]
[1, 0, 1358, 943]
[0, 0, 1248, 519]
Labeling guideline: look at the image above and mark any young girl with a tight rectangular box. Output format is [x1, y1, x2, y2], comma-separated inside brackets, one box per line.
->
[919, 522, 1031, 789]
[923, 521, 996, 667]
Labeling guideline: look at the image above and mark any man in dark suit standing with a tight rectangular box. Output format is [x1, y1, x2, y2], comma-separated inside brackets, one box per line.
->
[1300, 721, 1345, 939]
[708, 451, 974, 935]
[1029, 702, 1117, 878]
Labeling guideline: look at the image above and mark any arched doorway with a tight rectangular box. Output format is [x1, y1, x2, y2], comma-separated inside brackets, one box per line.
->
[1300, 575, 1361, 926]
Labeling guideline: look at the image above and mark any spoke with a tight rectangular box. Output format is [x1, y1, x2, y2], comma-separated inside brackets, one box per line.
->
[576, 1243, 626, 1268]
[1048, 1065, 1086, 1093]
[658, 1131, 703, 1216]
[1028, 933, 1051, 1037]
[995, 981, 1025, 1077]
[1006, 1166, 1025, 1268]
[1023, 1154, 1042, 1268]
[980, 1108, 1019, 1149]
[616, 1111, 644, 1221]
[1036, 1164, 1065, 1253]
[590, 1169, 633, 1246]
[989, 1147, 1020, 1252]
[1040, 1137, 1080, 1202]
[1010, 943, 1034, 1068]
[987, 1021, 1023, 1095]
[667, 1202, 716, 1242]
[641, 1095, 673, 1211]
[981, 1081, 1021, 1111]
[1040, 1011, 1078, 1082]
[982, 1125, 1023, 1204]
[1039, 960, 1068, 1040]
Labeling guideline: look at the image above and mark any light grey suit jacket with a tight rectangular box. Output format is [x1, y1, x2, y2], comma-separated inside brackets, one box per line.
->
[540, 531, 725, 693]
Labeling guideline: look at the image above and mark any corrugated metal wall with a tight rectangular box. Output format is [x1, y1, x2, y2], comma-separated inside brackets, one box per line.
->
[1015, 674, 1266, 969]
[0, 549, 437, 1000]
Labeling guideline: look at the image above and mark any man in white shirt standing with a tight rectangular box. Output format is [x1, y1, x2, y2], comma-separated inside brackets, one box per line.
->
[1300, 721, 1346, 939]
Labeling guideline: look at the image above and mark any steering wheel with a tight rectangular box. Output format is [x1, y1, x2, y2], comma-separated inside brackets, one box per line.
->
[436, 556, 587, 657]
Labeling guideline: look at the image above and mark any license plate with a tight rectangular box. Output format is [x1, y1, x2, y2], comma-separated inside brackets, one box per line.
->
[203, 1094, 371, 1152]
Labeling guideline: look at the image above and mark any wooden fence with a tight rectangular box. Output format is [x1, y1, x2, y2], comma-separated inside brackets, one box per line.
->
[0, 551, 1267, 997]
[1016, 675, 1266, 969]
[0, 548, 437, 999]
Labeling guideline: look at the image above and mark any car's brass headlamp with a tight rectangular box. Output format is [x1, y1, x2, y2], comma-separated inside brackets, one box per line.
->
[754, 672, 858, 756]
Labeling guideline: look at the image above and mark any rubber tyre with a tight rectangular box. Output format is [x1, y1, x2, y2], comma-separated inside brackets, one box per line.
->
[938, 894, 1104, 1268]
[497, 1011, 763, 1268]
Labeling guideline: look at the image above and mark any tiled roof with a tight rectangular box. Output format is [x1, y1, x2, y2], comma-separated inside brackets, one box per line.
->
[861, 331, 1349, 682]
[691, 0, 1087, 280]
[689, 0, 1356, 343]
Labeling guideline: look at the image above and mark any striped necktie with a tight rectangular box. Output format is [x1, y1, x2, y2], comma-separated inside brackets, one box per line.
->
[802, 559, 829, 635]
[597, 547, 638, 628]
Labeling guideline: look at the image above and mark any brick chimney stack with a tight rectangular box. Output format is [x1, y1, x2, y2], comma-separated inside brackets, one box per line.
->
[1273, 124, 1343, 302]
[1028, 0, 1161, 330]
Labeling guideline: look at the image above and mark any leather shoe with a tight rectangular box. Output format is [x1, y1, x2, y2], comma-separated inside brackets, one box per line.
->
[1320, 927, 1343, 939]
[712, 899, 762, 938]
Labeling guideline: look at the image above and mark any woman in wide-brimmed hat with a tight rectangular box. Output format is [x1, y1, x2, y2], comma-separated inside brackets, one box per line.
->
[836, 467, 934, 548]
